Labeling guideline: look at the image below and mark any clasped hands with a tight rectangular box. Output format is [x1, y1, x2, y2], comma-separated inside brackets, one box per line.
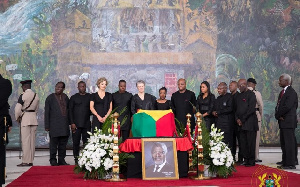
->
[97, 115, 107, 123]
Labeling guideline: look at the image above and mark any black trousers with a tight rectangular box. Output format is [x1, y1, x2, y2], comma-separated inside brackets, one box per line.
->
[232, 128, 243, 161]
[49, 136, 69, 162]
[72, 128, 89, 160]
[236, 129, 243, 161]
[0, 122, 5, 185]
[121, 129, 130, 142]
[240, 130, 256, 165]
[280, 128, 296, 166]
[219, 127, 233, 152]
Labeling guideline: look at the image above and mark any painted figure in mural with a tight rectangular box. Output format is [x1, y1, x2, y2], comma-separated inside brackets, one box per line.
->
[142, 35, 149, 52]
[147, 12, 154, 32]
[247, 78, 264, 163]
[229, 81, 242, 163]
[135, 35, 141, 52]
[171, 78, 196, 132]
[196, 81, 215, 132]
[161, 32, 168, 49]
[168, 0, 176, 6]
[45, 82, 70, 166]
[275, 74, 298, 170]
[131, 80, 157, 115]
[90, 77, 113, 132]
[0, 74, 12, 185]
[112, 80, 133, 142]
[235, 79, 258, 167]
[168, 24, 177, 43]
[212, 82, 234, 152]
[149, 35, 159, 52]
[139, 19, 147, 32]
[156, 87, 171, 110]
[193, 21, 199, 32]
[69, 81, 91, 165]
[15, 80, 39, 167]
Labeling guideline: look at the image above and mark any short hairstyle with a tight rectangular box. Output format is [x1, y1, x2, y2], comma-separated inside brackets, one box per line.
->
[136, 80, 145, 87]
[119, 80, 126, 84]
[280, 73, 292, 84]
[96, 77, 108, 88]
[56, 81, 65, 88]
[218, 82, 227, 88]
[151, 142, 167, 155]
[177, 78, 186, 84]
[78, 81, 86, 86]
[230, 81, 237, 85]
[159, 87, 167, 93]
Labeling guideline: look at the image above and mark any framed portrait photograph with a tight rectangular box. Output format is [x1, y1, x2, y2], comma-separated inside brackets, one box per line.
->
[142, 138, 179, 180]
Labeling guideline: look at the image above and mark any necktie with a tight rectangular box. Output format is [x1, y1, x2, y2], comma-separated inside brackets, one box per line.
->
[276, 89, 284, 111]
[280, 89, 284, 98]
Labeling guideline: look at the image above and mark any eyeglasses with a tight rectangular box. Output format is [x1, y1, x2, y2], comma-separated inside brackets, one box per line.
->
[152, 151, 165, 155]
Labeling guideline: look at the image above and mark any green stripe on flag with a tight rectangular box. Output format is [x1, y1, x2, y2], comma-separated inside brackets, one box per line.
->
[132, 112, 156, 137]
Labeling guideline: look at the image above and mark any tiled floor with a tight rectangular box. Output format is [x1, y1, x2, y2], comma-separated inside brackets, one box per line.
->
[2, 148, 300, 186]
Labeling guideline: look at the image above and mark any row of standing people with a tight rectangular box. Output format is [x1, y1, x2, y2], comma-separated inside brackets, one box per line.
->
[3, 74, 298, 171]
[195, 79, 261, 167]
[2, 77, 265, 167]
[198, 75, 298, 169]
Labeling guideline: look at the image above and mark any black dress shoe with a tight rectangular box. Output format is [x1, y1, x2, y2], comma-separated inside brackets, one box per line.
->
[28, 163, 33, 166]
[240, 161, 247, 166]
[277, 165, 296, 169]
[276, 161, 283, 165]
[17, 163, 31, 167]
[255, 159, 262, 162]
[58, 160, 70, 165]
[245, 163, 255, 167]
[50, 160, 58, 166]
[236, 160, 243, 164]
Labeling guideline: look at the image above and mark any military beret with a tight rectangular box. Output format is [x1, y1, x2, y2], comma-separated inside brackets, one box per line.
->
[20, 80, 32, 85]
[247, 78, 257, 84]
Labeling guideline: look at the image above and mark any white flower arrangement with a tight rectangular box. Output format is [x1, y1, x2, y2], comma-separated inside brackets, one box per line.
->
[206, 124, 235, 178]
[209, 124, 234, 167]
[74, 128, 114, 179]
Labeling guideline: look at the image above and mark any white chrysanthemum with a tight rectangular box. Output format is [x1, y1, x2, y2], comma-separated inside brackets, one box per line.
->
[103, 158, 113, 171]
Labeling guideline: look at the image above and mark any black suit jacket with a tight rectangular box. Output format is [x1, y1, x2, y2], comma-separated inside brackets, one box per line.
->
[0, 75, 12, 116]
[235, 90, 258, 131]
[45, 93, 70, 137]
[275, 86, 298, 129]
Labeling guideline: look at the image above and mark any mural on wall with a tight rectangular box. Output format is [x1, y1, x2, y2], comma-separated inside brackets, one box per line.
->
[0, 0, 299, 147]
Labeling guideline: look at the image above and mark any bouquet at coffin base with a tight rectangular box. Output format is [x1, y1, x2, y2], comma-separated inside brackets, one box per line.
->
[74, 128, 114, 179]
[207, 124, 235, 178]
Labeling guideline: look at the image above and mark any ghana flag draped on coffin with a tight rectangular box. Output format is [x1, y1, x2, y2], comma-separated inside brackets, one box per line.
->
[132, 109, 176, 137]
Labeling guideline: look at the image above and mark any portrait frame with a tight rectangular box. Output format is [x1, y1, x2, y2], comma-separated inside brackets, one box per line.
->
[142, 138, 179, 180]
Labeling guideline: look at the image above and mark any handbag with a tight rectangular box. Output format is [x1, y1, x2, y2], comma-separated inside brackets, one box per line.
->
[17, 93, 36, 123]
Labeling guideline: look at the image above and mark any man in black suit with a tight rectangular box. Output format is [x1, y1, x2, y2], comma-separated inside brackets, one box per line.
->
[212, 82, 234, 151]
[235, 79, 258, 167]
[112, 80, 132, 142]
[0, 74, 12, 185]
[171, 78, 196, 132]
[45, 82, 70, 166]
[275, 74, 298, 169]
[69, 81, 91, 165]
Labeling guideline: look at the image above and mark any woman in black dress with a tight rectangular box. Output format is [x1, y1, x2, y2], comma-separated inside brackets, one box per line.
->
[156, 87, 171, 110]
[196, 81, 215, 131]
[131, 80, 156, 114]
[90, 77, 112, 132]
